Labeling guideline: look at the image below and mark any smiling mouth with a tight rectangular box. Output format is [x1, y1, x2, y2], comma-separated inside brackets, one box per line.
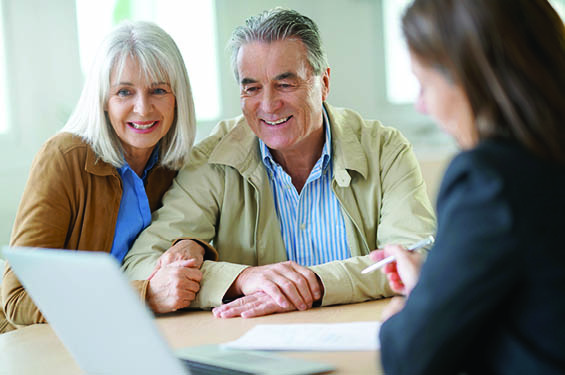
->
[128, 121, 158, 130]
[263, 116, 292, 126]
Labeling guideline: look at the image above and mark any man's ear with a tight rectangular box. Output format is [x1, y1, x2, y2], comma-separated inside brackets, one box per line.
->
[321, 67, 330, 101]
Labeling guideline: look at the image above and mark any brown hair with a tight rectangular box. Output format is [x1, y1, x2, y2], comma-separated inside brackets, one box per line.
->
[403, 0, 565, 164]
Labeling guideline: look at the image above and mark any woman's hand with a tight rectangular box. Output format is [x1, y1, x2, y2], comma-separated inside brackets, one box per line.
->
[148, 240, 205, 280]
[380, 296, 406, 322]
[147, 259, 202, 313]
[370, 244, 424, 296]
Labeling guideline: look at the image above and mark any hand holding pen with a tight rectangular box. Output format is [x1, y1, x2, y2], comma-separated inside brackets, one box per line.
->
[365, 235, 434, 296]
[362, 236, 434, 274]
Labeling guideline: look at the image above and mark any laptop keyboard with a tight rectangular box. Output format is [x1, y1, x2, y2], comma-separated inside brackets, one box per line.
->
[181, 358, 255, 375]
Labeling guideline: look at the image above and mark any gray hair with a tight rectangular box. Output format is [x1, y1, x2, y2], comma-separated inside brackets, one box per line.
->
[61, 21, 196, 169]
[227, 7, 329, 81]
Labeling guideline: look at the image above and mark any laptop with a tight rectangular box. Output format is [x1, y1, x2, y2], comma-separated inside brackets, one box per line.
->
[2, 246, 335, 375]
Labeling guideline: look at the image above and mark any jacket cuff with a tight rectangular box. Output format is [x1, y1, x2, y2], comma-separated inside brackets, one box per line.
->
[130, 279, 150, 303]
[309, 264, 353, 306]
[191, 261, 249, 308]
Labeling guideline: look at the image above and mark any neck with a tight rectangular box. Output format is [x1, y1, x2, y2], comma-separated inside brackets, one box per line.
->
[270, 128, 325, 194]
[124, 147, 154, 177]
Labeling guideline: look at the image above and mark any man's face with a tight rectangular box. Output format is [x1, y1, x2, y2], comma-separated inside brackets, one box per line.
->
[237, 39, 330, 157]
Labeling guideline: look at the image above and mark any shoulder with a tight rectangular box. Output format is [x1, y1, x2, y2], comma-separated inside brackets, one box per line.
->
[437, 140, 544, 225]
[441, 139, 547, 194]
[326, 103, 411, 159]
[37, 132, 91, 162]
[184, 115, 258, 177]
[189, 115, 250, 161]
[439, 142, 508, 203]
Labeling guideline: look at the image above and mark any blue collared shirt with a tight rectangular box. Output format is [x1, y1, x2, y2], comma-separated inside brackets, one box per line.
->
[260, 110, 350, 266]
[110, 146, 159, 263]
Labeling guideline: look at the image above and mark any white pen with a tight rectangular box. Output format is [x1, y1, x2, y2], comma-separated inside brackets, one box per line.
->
[361, 235, 435, 274]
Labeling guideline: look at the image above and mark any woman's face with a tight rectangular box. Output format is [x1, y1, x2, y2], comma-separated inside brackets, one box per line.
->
[106, 57, 176, 159]
[410, 51, 477, 149]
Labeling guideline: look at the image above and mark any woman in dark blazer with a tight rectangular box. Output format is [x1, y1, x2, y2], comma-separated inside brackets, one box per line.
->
[371, 0, 565, 374]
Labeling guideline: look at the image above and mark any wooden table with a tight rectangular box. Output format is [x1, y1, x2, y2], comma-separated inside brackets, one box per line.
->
[0, 299, 389, 374]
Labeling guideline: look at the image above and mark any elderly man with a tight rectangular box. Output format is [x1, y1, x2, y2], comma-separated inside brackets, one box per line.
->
[122, 8, 435, 318]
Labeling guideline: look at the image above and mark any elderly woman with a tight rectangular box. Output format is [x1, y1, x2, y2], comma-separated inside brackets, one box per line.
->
[370, 0, 565, 373]
[0, 21, 214, 334]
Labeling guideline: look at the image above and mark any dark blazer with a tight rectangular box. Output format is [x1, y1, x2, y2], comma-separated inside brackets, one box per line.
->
[379, 139, 565, 374]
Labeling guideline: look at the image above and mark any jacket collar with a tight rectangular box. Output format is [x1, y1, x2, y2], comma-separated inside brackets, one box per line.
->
[207, 103, 369, 183]
[85, 146, 117, 177]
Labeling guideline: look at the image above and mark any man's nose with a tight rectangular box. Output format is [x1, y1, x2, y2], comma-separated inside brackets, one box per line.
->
[260, 87, 282, 113]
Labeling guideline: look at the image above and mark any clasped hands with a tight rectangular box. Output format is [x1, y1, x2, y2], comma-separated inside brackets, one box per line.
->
[146, 240, 324, 318]
[146, 240, 205, 314]
[212, 261, 324, 319]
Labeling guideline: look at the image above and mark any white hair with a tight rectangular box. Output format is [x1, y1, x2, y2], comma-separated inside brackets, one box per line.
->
[61, 21, 196, 169]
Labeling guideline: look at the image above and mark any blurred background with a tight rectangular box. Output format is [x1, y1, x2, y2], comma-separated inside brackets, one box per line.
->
[0, 0, 563, 248]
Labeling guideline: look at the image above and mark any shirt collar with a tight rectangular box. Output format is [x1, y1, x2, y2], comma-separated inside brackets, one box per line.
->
[118, 143, 160, 181]
[260, 107, 332, 175]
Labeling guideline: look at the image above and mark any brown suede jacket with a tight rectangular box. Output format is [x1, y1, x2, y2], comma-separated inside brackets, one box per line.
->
[1, 132, 179, 333]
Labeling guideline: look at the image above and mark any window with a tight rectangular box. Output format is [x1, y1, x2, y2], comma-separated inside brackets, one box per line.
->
[549, 0, 565, 19]
[75, 0, 220, 121]
[383, 0, 564, 106]
[0, 1, 8, 134]
[383, 0, 417, 104]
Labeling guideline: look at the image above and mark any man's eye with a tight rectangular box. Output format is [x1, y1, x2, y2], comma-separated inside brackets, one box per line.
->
[244, 87, 258, 93]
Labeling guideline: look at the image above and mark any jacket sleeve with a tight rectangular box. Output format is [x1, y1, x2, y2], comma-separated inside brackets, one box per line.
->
[122, 150, 242, 308]
[311, 134, 436, 306]
[379, 154, 518, 375]
[2, 142, 76, 326]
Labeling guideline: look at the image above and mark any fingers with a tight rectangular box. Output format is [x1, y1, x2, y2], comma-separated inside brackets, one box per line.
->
[168, 258, 201, 271]
[146, 265, 202, 314]
[212, 292, 293, 319]
[369, 249, 386, 262]
[149, 256, 201, 281]
[259, 279, 295, 309]
[234, 262, 322, 311]
[288, 262, 322, 301]
[262, 262, 319, 310]
[157, 240, 206, 269]
[381, 244, 422, 295]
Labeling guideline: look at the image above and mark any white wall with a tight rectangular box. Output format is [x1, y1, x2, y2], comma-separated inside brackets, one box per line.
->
[0, 0, 456, 251]
[0, 0, 83, 250]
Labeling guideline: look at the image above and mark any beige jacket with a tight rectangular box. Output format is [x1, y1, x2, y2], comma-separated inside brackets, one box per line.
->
[123, 103, 436, 307]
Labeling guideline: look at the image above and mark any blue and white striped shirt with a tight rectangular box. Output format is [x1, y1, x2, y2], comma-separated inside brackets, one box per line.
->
[260, 111, 350, 266]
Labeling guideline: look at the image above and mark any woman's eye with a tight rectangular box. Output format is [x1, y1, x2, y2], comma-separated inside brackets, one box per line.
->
[153, 88, 167, 95]
[117, 89, 131, 97]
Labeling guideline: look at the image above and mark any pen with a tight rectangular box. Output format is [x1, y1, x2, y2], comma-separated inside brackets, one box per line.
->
[361, 235, 435, 274]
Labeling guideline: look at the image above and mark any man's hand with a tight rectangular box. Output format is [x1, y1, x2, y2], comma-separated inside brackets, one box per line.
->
[149, 240, 205, 280]
[370, 244, 423, 296]
[213, 291, 296, 319]
[147, 260, 202, 314]
[226, 261, 323, 311]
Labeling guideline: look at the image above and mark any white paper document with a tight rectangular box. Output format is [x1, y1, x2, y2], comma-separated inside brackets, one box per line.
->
[222, 321, 381, 351]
